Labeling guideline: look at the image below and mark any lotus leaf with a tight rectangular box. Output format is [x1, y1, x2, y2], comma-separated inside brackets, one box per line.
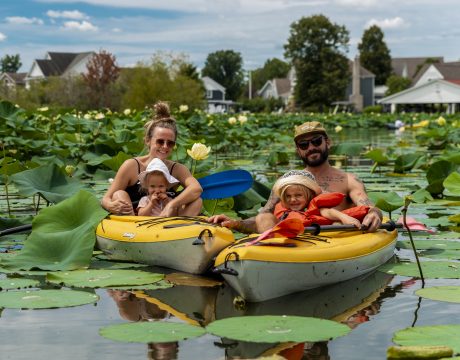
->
[10, 163, 89, 203]
[449, 214, 460, 224]
[102, 152, 131, 172]
[82, 152, 112, 166]
[393, 324, 460, 353]
[89, 260, 149, 270]
[368, 192, 404, 214]
[444, 172, 460, 196]
[0, 289, 99, 309]
[379, 261, 460, 278]
[0, 277, 40, 290]
[206, 315, 350, 343]
[233, 188, 267, 212]
[0, 190, 108, 271]
[99, 321, 205, 343]
[0, 100, 24, 122]
[331, 143, 365, 156]
[46, 269, 163, 288]
[394, 153, 423, 173]
[410, 189, 434, 203]
[426, 160, 456, 196]
[364, 148, 391, 164]
[416, 286, 460, 303]
[397, 240, 460, 250]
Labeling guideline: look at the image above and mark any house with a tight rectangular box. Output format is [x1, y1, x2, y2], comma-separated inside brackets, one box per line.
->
[25, 51, 95, 89]
[0, 72, 27, 90]
[413, 62, 460, 87]
[379, 79, 460, 114]
[202, 76, 235, 113]
[257, 78, 291, 104]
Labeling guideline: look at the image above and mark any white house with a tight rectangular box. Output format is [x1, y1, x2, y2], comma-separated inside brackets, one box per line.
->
[202, 76, 235, 113]
[25, 51, 95, 89]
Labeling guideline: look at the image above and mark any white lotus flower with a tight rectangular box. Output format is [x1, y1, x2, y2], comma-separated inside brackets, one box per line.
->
[187, 143, 211, 160]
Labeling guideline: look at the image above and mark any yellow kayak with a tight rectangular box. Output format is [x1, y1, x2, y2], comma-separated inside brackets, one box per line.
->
[96, 216, 235, 274]
[213, 227, 397, 302]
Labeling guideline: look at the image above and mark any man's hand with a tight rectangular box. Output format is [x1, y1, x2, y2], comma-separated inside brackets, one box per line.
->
[361, 208, 382, 232]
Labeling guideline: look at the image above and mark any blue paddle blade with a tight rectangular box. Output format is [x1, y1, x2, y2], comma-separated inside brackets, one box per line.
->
[199, 170, 253, 200]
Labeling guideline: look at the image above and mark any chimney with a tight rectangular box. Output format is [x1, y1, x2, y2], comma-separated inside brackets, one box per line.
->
[349, 55, 363, 112]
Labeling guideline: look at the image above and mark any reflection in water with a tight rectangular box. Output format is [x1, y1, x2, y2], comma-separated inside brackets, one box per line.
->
[107, 289, 178, 360]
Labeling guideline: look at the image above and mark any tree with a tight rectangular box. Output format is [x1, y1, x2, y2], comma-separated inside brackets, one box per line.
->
[251, 58, 290, 97]
[358, 25, 392, 85]
[284, 14, 350, 110]
[385, 75, 412, 96]
[1, 54, 22, 73]
[201, 50, 244, 101]
[82, 49, 120, 109]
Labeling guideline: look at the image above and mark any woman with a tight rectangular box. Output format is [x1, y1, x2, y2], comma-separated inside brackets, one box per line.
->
[101, 101, 202, 216]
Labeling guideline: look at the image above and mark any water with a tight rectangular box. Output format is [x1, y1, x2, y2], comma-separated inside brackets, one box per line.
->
[1, 128, 459, 359]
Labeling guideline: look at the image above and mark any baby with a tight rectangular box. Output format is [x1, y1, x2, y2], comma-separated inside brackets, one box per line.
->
[273, 172, 369, 227]
[137, 158, 179, 216]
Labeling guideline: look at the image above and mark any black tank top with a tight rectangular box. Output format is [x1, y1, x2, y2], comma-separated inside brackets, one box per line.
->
[125, 159, 179, 205]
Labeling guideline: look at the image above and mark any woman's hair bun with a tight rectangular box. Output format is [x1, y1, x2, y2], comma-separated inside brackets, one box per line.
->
[154, 101, 171, 120]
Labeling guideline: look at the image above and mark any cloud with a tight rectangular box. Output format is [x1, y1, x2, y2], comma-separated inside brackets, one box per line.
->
[5, 16, 44, 25]
[47, 10, 89, 19]
[62, 20, 98, 31]
[335, 0, 378, 6]
[365, 17, 408, 29]
[0, 32, 6, 41]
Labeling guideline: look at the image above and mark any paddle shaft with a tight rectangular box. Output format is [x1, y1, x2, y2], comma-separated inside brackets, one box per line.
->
[304, 221, 401, 235]
[0, 224, 32, 237]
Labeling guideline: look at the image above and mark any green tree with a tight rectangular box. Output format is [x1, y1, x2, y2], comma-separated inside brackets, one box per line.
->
[385, 75, 412, 96]
[201, 50, 244, 101]
[251, 58, 290, 97]
[358, 25, 392, 85]
[1, 54, 22, 73]
[284, 14, 350, 110]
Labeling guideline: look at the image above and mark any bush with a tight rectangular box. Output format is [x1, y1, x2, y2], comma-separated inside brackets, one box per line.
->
[363, 105, 383, 114]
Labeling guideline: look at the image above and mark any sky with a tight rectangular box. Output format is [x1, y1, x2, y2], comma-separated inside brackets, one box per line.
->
[1, 0, 460, 73]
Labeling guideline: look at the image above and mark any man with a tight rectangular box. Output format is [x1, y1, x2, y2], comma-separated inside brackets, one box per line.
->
[209, 121, 383, 233]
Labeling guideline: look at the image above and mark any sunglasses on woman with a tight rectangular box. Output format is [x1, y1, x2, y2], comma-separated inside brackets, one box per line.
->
[155, 138, 176, 148]
[296, 135, 324, 150]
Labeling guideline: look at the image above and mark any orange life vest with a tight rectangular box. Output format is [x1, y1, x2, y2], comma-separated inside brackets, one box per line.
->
[274, 192, 369, 226]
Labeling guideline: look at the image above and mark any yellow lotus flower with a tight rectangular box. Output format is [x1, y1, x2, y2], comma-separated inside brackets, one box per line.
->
[65, 165, 75, 177]
[238, 115, 248, 124]
[228, 117, 237, 125]
[84, 114, 91, 119]
[187, 143, 211, 160]
[179, 105, 189, 112]
[436, 116, 446, 126]
[398, 126, 405, 132]
[335, 125, 343, 133]
[95, 113, 105, 120]
[123, 108, 131, 115]
[37, 106, 49, 112]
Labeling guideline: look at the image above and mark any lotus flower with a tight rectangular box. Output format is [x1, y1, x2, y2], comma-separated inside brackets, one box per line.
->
[187, 143, 211, 161]
[335, 125, 343, 133]
[436, 116, 446, 126]
[123, 108, 131, 115]
[238, 115, 248, 124]
[179, 105, 189, 112]
[228, 117, 237, 125]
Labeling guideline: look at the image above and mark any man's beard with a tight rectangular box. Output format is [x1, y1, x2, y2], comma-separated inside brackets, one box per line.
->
[300, 147, 329, 167]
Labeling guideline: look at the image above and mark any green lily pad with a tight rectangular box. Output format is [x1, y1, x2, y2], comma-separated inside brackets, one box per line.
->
[393, 324, 460, 353]
[89, 260, 149, 270]
[99, 321, 205, 343]
[46, 269, 164, 288]
[416, 286, 460, 304]
[205, 315, 350, 343]
[396, 240, 460, 250]
[10, 163, 89, 203]
[0, 277, 40, 290]
[379, 261, 460, 278]
[0, 190, 108, 271]
[368, 191, 404, 213]
[0, 289, 99, 309]
[420, 249, 460, 260]
[444, 172, 460, 196]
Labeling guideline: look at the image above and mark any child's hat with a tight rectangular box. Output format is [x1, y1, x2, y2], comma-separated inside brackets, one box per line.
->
[138, 158, 179, 189]
[273, 171, 321, 197]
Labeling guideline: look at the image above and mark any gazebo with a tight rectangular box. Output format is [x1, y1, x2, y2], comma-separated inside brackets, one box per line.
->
[379, 79, 460, 114]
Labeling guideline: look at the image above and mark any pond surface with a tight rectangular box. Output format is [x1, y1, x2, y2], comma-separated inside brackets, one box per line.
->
[1, 128, 459, 359]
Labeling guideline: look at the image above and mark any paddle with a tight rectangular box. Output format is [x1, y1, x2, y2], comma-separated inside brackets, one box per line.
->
[199, 169, 253, 200]
[1, 169, 254, 237]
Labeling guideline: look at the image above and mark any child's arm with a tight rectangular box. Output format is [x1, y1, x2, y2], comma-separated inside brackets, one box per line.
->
[320, 208, 361, 227]
[137, 195, 160, 216]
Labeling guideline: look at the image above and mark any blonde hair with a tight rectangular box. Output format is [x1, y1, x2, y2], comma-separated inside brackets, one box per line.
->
[279, 184, 315, 208]
[144, 101, 178, 141]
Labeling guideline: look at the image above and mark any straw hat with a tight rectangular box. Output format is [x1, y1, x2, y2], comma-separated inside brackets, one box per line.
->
[273, 173, 321, 197]
[138, 158, 179, 189]
[294, 121, 327, 141]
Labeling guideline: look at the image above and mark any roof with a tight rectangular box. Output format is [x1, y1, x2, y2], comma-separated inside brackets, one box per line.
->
[412, 62, 460, 85]
[273, 78, 291, 97]
[391, 57, 444, 80]
[379, 79, 460, 104]
[202, 76, 225, 92]
[32, 51, 95, 77]
[0, 72, 27, 85]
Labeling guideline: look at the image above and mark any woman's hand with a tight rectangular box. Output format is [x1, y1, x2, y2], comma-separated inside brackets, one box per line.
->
[159, 201, 179, 217]
[110, 198, 134, 215]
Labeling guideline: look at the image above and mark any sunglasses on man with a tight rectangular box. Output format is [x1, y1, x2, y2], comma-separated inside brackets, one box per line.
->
[155, 138, 176, 148]
[296, 135, 324, 150]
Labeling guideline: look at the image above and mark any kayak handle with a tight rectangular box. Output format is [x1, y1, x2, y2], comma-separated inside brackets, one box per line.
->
[192, 229, 214, 245]
[213, 252, 239, 276]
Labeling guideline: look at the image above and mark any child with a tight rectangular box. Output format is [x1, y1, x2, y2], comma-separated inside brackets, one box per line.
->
[272, 172, 369, 227]
[137, 158, 180, 216]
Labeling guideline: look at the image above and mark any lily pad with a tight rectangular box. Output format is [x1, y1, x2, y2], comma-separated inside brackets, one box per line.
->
[46, 269, 164, 288]
[379, 261, 460, 278]
[205, 315, 350, 343]
[0, 289, 99, 309]
[443, 172, 460, 196]
[99, 321, 205, 343]
[0, 277, 40, 290]
[393, 324, 460, 353]
[89, 260, 149, 270]
[396, 240, 460, 250]
[416, 286, 460, 304]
